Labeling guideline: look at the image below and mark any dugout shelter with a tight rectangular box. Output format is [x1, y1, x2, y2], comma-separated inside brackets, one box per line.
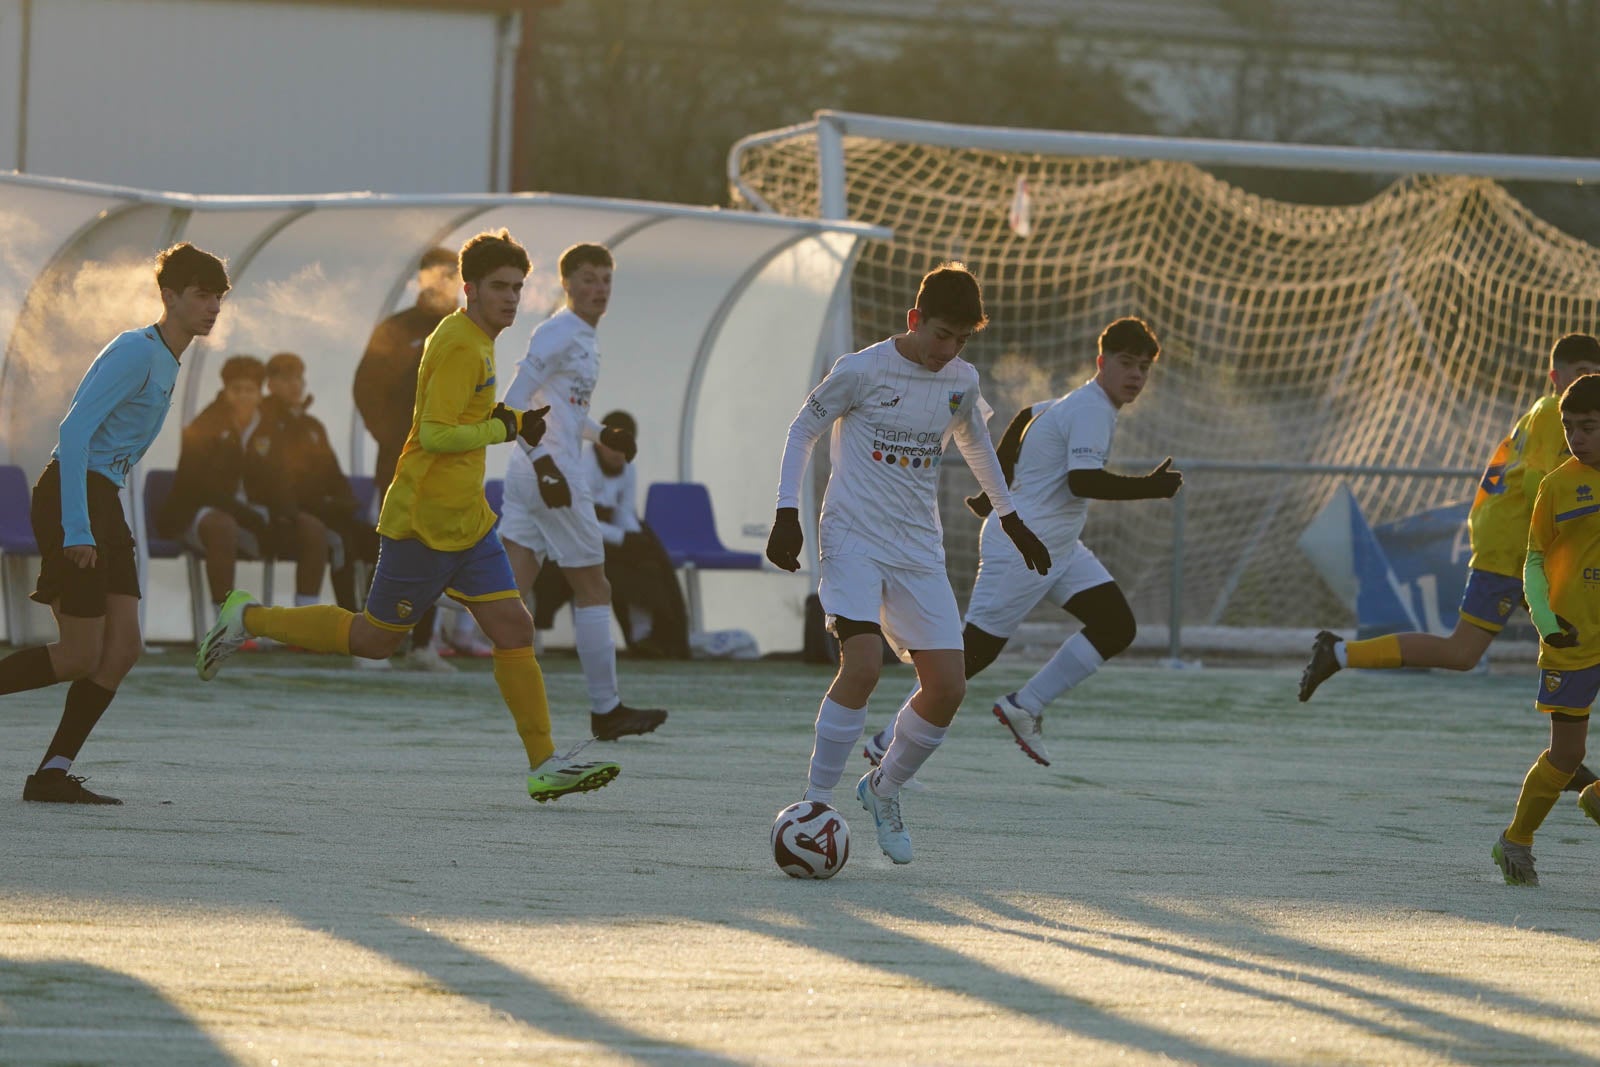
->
[0, 172, 887, 649]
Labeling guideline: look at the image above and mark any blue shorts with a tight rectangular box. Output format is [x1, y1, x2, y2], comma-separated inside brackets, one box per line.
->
[1459, 569, 1523, 632]
[1535, 663, 1600, 718]
[363, 530, 519, 632]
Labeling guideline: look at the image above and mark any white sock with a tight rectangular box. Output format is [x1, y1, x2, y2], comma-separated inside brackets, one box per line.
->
[876, 702, 947, 798]
[294, 593, 319, 608]
[1334, 641, 1349, 668]
[574, 604, 621, 715]
[42, 755, 72, 773]
[1016, 632, 1104, 715]
[804, 697, 868, 803]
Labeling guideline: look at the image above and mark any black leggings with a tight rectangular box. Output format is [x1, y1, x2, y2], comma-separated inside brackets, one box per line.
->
[963, 580, 1136, 678]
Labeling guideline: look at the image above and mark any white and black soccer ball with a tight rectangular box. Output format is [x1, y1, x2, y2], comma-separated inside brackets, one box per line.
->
[771, 800, 850, 880]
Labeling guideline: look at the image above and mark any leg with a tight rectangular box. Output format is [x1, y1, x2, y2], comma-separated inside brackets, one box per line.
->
[566, 562, 665, 739]
[195, 509, 239, 607]
[803, 624, 884, 803]
[504, 536, 542, 602]
[293, 512, 330, 600]
[1496, 713, 1586, 886]
[859, 647, 962, 866]
[1012, 581, 1133, 716]
[465, 594, 555, 770]
[33, 594, 141, 781]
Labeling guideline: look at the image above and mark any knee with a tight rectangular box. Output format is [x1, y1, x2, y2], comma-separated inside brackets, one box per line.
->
[489, 612, 535, 649]
[962, 625, 1007, 679]
[1084, 609, 1136, 660]
[351, 623, 406, 660]
[198, 512, 236, 549]
[50, 642, 99, 682]
[921, 674, 966, 710]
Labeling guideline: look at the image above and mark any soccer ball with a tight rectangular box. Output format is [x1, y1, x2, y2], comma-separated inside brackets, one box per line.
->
[771, 800, 850, 879]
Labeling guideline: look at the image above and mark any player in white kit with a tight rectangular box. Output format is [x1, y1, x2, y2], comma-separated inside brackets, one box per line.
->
[766, 264, 1052, 864]
[864, 317, 1181, 768]
[500, 243, 667, 741]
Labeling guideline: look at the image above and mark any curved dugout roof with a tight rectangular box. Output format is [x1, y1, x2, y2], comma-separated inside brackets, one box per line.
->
[0, 174, 887, 645]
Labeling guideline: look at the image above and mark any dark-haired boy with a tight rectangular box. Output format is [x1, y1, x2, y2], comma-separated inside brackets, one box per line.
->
[0, 242, 228, 803]
[197, 230, 619, 803]
[864, 317, 1181, 768]
[500, 242, 667, 741]
[766, 263, 1052, 864]
[1492, 372, 1600, 885]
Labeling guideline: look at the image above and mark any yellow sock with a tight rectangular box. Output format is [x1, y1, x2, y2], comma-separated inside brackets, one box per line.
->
[1506, 750, 1574, 846]
[1345, 634, 1402, 670]
[242, 604, 353, 655]
[493, 646, 555, 769]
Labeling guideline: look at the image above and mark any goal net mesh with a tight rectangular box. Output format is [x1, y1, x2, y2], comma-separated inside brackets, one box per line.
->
[733, 126, 1600, 631]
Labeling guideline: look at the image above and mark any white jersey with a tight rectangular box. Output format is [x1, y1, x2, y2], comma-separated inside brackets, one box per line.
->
[1008, 377, 1117, 549]
[581, 445, 640, 546]
[503, 306, 604, 478]
[775, 337, 1013, 571]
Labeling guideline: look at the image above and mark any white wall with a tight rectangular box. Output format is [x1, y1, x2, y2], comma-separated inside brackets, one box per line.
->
[14, 0, 502, 194]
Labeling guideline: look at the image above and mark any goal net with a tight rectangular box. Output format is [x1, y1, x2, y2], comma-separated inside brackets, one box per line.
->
[731, 113, 1600, 637]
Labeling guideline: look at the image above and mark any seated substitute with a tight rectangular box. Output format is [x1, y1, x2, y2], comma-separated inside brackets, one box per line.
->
[157, 355, 328, 621]
[531, 411, 690, 659]
[258, 351, 368, 613]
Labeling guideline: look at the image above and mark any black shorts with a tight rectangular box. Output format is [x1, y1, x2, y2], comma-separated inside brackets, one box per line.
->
[30, 460, 141, 617]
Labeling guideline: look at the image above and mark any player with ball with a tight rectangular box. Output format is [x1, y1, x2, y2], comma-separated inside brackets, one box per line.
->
[765, 264, 1050, 867]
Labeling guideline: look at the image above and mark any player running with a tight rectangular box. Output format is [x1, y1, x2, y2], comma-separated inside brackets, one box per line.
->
[499, 243, 667, 742]
[766, 263, 1052, 864]
[0, 243, 228, 803]
[1298, 333, 1600, 800]
[196, 230, 619, 803]
[864, 317, 1181, 768]
[1493, 373, 1600, 884]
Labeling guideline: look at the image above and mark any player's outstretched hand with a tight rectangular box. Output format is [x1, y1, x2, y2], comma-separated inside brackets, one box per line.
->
[1144, 457, 1184, 498]
[532, 455, 572, 508]
[766, 507, 803, 572]
[599, 424, 637, 463]
[965, 492, 994, 518]
[1545, 614, 1581, 649]
[999, 511, 1051, 575]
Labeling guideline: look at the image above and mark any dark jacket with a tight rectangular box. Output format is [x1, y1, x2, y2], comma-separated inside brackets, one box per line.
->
[157, 393, 293, 539]
[256, 394, 356, 524]
[353, 305, 449, 493]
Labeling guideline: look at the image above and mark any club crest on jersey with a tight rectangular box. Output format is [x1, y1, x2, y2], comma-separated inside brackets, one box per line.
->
[947, 390, 965, 413]
[1496, 596, 1515, 618]
[397, 599, 414, 619]
[1546, 671, 1563, 693]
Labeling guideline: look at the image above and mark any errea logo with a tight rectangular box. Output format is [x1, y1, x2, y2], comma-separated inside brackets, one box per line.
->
[1580, 484, 1594, 502]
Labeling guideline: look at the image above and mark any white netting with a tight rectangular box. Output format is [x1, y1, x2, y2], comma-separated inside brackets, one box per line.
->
[732, 126, 1600, 628]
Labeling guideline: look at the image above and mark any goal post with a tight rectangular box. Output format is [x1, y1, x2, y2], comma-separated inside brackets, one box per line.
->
[730, 111, 1600, 647]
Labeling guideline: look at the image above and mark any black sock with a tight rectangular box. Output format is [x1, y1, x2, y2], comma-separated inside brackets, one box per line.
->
[0, 646, 58, 696]
[1565, 763, 1599, 793]
[37, 679, 116, 772]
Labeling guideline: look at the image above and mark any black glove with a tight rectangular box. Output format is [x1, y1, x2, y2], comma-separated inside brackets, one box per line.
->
[599, 424, 637, 463]
[1545, 614, 1581, 649]
[491, 403, 550, 447]
[965, 492, 994, 518]
[224, 501, 269, 537]
[532, 455, 572, 508]
[766, 507, 803, 572]
[999, 511, 1051, 575]
[1144, 457, 1184, 499]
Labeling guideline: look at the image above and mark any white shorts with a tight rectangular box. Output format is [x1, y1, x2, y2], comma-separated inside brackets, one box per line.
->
[499, 461, 606, 569]
[818, 553, 963, 660]
[963, 517, 1113, 638]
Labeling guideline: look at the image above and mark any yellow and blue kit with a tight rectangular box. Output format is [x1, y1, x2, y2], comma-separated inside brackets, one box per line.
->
[368, 310, 517, 631]
[1526, 456, 1600, 712]
[1461, 395, 1569, 630]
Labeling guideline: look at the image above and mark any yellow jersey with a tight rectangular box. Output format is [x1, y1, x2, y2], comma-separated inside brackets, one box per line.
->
[1469, 395, 1569, 577]
[1528, 457, 1600, 671]
[377, 310, 500, 551]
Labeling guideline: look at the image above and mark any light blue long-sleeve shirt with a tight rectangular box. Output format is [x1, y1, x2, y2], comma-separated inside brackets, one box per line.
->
[51, 324, 181, 547]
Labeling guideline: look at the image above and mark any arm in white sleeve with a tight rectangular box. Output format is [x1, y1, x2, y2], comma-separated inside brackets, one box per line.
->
[582, 415, 604, 444]
[775, 365, 858, 509]
[951, 391, 1015, 516]
[504, 334, 560, 460]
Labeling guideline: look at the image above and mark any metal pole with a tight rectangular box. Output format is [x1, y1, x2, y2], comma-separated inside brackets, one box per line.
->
[1168, 487, 1185, 665]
